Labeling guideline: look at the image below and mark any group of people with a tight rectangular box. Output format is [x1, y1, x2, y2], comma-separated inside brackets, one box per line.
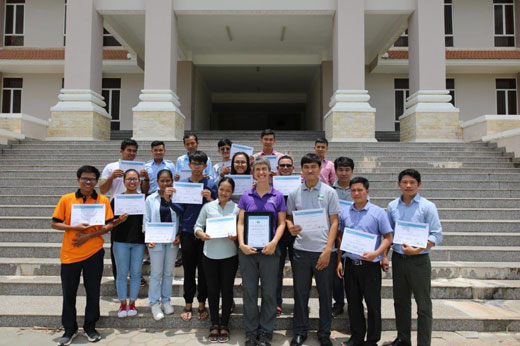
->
[52, 129, 442, 346]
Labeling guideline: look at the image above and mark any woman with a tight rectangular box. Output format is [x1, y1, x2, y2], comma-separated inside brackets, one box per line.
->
[230, 151, 252, 203]
[194, 177, 240, 343]
[144, 169, 180, 321]
[237, 157, 287, 346]
[110, 169, 146, 318]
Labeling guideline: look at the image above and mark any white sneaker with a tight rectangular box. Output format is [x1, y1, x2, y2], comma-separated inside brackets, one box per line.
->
[151, 303, 164, 321]
[162, 303, 174, 315]
[117, 304, 127, 318]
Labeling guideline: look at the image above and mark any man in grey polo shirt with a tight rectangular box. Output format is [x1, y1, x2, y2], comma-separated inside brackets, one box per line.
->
[286, 153, 340, 346]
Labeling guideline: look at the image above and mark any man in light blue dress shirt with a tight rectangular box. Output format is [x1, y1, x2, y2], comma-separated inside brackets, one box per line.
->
[384, 169, 442, 346]
[145, 141, 176, 194]
[175, 134, 213, 181]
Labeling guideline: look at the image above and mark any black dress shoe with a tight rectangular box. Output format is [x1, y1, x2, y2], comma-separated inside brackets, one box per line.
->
[290, 335, 307, 346]
[331, 305, 344, 317]
[383, 338, 411, 346]
[318, 337, 333, 346]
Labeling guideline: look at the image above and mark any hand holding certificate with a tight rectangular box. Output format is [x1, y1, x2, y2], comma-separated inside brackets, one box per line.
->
[340, 228, 378, 256]
[273, 175, 300, 196]
[70, 204, 106, 226]
[119, 160, 145, 173]
[226, 175, 253, 196]
[206, 215, 237, 238]
[244, 212, 273, 250]
[145, 222, 176, 243]
[172, 182, 203, 204]
[114, 194, 145, 215]
[292, 208, 328, 235]
[393, 220, 429, 248]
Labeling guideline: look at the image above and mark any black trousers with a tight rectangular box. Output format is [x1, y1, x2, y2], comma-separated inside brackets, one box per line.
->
[61, 249, 104, 333]
[276, 230, 295, 307]
[110, 233, 117, 281]
[180, 232, 207, 304]
[344, 258, 382, 346]
[202, 255, 238, 327]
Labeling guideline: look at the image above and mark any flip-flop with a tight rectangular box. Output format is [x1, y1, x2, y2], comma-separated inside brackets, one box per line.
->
[180, 307, 192, 321]
[197, 306, 209, 320]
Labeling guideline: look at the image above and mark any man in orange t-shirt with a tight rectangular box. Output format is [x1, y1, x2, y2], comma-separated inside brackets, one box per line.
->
[51, 165, 114, 345]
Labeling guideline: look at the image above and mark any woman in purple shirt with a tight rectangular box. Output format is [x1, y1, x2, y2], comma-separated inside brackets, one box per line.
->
[237, 157, 287, 346]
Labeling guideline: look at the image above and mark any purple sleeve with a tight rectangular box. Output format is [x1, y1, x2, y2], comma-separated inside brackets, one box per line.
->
[277, 192, 287, 212]
[238, 191, 248, 210]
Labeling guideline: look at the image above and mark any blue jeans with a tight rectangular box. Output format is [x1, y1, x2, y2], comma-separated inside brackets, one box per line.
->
[113, 242, 145, 301]
[148, 243, 179, 306]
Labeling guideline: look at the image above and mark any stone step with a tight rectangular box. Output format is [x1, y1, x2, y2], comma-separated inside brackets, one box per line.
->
[1, 275, 518, 300]
[0, 295, 518, 332]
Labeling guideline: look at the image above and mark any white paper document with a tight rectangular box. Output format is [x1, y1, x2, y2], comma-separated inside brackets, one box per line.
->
[177, 168, 192, 181]
[172, 182, 203, 204]
[273, 175, 301, 196]
[222, 160, 231, 168]
[114, 194, 146, 215]
[340, 228, 378, 256]
[339, 200, 353, 212]
[264, 155, 278, 171]
[230, 144, 254, 158]
[206, 215, 237, 238]
[393, 220, 429, 248]
[70, 204, 106, 226]
[292, 208, 328, 234]
[145, 222, 176, 243]
[247, 215, 271, 248]
[226, 175, 253, 196]
[119, 160, 145, 173]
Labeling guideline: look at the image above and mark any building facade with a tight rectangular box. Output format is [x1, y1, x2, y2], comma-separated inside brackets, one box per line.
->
[0, 0, 519, 142]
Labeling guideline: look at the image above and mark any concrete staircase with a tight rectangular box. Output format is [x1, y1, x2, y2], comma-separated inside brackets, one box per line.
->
[0, 139, 519, 332]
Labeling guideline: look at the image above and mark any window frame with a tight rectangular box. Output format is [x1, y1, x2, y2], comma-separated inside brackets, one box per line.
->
[4, 0, 25, 47]
[102, 78, 122, 130]
[446, 78, 456, 107]
[444, 0, 454, 47]
[493, 0, 515, 47]
[393, 78, 410, 131]
[1, 77, 23, 113]
[496, 78, 517, 115]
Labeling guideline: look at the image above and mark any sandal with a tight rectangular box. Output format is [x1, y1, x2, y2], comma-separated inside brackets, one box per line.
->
[180, 307, 193, 321]
[276, 306, 282, 317]
[218, 326, 230, 343]
[208, 325, 220, 343]
[197, 306, 209, 320]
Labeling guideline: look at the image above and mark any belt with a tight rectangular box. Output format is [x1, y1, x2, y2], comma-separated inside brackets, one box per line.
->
[393, 252, 429, 259]
[345, 257, 371, 266]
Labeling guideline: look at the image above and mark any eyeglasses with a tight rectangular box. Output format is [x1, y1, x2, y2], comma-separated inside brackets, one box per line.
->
[279, 164, 293, 168]
[80, 177, 97, 183]
[125, 178, 139, 182]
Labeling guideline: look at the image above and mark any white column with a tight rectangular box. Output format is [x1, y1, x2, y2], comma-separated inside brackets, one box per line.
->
[324, 0, 376, 142]
[47, 0, 110, 140]
[400, 0, 460, 142]
[132, 0, 185, 140]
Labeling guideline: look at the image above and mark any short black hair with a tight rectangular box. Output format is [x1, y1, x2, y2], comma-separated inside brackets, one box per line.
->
[349, 176, 369, 190]
[334, 157, 355, 170]
[183, 134, 198, 144]
[301, 153, 322, 167]
[260, 129, 275, 139]
[157, 169, 173, 181]
[77, 165, 100, 180]
[123, 169, 139, 180]
[121, 138, 138, 150]
[278, 155, 293, 165]
[218, 177, 235, 192]
[398, 169, 421, 183]
[231, 152, 251, 175]
[189, 150, 208, 164]
[151, 140, 165, 149]
[218, 138, 232, 148]
[315, 138, 328, 146]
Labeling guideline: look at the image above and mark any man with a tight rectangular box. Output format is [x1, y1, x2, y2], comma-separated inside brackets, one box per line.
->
[252, 129, 284, 160]
[275, 155, 296, 316]
[170, 151, 218, 321]
[213, 138, 232, 184]
[337, 177, 393, 346]
[175, 134, 214, 181]
[286, 153, 340, 346]
[145, 140, 175, 194]
[330, 156, 355, 317]
[314, 138, 336, 185]
[383, 169, 442, 346]
[51, 165, 114, 345]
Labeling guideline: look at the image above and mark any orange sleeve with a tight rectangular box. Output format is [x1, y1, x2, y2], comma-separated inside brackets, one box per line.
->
[103, 197, 114, 223]
[52, 195, 68, 222]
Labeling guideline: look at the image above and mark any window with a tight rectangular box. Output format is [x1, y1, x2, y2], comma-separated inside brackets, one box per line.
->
[63, 0, 67, 45]
[446, 78, 455, 106]
[494, 0, 515, 47]
[4, 0, 24, 46]
[496, 79, 517, 115]
[394, 29, 408, 47]
[103, 28, 121, 47]
[1, 78, 23, 113]
[102, 78, 121, 130]
[394, 79, 409, 131]
[445, 0, 454, 47]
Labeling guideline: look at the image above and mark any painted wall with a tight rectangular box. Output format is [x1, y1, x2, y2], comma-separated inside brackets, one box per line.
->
[178, 61, 193, 130]
[305, 68, 321, 130]
[192, 68, 211, 130]
[366, 72, 408, 131]
[103, 73, 143, 130]
[25, 0, 65, 47]
[452, 0, 494, 48]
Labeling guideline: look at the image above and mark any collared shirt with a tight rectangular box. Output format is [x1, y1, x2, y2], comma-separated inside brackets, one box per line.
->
[144, 191, 179, 226]
[386, 193, 443, 255]
[100, 160, 142, 199]
[320, 159, 336, 185]
[332, 181, 352, 202]
[287, 180, 341, 253]
[339, 201, 393, 262]
[213, 161, 231, 184]
[145, 159, 175, 194]
[238, 187, 287, 236]
[52, 189, 114, 264]
[175, 154, 214, 179]
[252, 149, 284, 163]
[195, 199, 240, 260]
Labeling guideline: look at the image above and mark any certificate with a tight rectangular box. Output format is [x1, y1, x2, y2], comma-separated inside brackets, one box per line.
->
[340, 228, 378, 256]
[292, 208, 328, 234]
[172, 182, 203, 204]
[177, 168, 192, 181]
[145, 222, 176, 243]
[226, 175, 253, 196]
[114, 194, 145, 215]
[206, 215, 237, 238]
[339, 200, 353, 212]
[273, 175, 300, 196]
[119, 160, 145, 173]
[230, 144, 254, 158]
[222, 160, 231, 168]
[264, 155, 278, 171]
[70, 204, 106, 226]
[393, 220, 429, 248]
[244, 212, 273, 250]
